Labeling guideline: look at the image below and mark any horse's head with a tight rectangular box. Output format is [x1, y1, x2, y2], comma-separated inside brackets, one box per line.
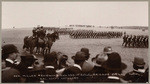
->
[47, 32, 59, 42]
[54, 32, 59, 40]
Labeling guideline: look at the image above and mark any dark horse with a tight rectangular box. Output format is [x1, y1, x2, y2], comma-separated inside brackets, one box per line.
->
[36, 32, 59, 55]
[23, 36, 38, 54]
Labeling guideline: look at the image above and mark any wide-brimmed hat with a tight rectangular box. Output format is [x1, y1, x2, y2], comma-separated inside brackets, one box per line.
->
[103, 46, 112, 54]
[102, 52, 127, 70]
[72, 51, 86, 61]
[92, 53, 108, 67]
[2, 44, 19, 59]
[132, 57, 145, 67]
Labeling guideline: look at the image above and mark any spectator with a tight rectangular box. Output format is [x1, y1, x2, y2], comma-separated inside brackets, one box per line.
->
[62, 51, 86, 82]
[80, 48, 94, 73]
[103, 46, 113, 56]
[16, 53, 38, 76]
[91, 53, 107, 74]
[2, 44, 21, 83]
[88, 53, 107, 82]
[43, 51, 58, 82]
[81, 48, 90, 60]
[124, 57, 146, 83]
[2, 44, 19, 67]
[102, 52, 127, 83]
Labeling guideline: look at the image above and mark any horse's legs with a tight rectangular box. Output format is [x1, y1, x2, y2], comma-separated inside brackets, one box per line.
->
[30, 47, 33, 54]
[42, 47, 45, 55]
[35, 46, 38, 54]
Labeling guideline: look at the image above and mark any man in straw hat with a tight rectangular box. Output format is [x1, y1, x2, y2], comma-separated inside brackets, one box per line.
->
[124, 57, 147, 83]
[101, 52, 127, 83]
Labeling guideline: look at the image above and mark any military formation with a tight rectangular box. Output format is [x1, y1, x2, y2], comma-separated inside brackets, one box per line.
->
[122, 35, 149, 48]
[69, 30, 123, 39]
[2, 45, 148, 83]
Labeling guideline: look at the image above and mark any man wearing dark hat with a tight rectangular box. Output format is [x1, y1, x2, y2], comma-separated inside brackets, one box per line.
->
[16, 53, 38, 75]
[2, 44, 19, 68]
[62, 51, 86, 82]
[124, 57, 147, 83]
[81, 48, 90, 60]
[87, 53, 107, 82]
[15, 53, 38, 82]
[80, 48, 94, 73]
[91, 53, 107, 74]
[102, 52, 127, 83]
[43, 51, 58, 82]
[2, 44, 21, 83]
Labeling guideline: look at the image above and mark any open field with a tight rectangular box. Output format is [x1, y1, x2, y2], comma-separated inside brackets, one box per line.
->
[1, 28, 149, 75]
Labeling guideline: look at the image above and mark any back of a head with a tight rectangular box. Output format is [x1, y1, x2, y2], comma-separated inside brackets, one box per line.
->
[133, 57, 145, 70]
[81, 48, 90, 60]
[103, 46, 112, 55]
[44, 51, 57, 65]
[2, 44, 18, 60]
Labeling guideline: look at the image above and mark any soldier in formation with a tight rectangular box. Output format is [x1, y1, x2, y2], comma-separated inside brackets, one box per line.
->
[122, 34, 148, 48]
[69, 30, 123, 39]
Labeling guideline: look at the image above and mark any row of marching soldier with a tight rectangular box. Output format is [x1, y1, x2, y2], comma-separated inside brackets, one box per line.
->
[2, 44, 148, 83]
[69, 30, 123, 39]
[122, 34, 149, 48]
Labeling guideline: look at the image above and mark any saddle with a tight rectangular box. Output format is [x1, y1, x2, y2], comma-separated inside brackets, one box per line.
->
[38, 38, 45, 43]
[38, 37, 48, 44]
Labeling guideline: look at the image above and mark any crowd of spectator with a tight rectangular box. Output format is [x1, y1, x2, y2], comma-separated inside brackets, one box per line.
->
[2, 44, 148, 83]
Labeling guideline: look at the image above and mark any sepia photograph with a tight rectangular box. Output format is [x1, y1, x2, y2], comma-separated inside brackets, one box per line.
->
[1, 1, 149, 83]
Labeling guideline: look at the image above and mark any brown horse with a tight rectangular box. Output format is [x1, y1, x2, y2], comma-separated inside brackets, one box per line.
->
[36, 32, 59, 55]
[23, 36, 38, 54]
[43, 32, 59, 54]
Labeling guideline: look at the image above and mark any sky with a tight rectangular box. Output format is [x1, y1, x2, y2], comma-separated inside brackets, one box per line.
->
[2, 1, 148, 29]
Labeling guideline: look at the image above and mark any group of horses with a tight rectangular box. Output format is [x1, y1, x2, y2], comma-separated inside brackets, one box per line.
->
[23, 32, 59, 55]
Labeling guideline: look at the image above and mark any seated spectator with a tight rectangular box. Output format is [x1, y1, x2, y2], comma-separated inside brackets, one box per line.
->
[2, 44, 19, 68]
[124, 57, 146, 83]
[43, 51, 58, 82]
[91, 53, 107, 74]
[81, 48, 90, 60]
[16, 53, 38, 82]
[102, 52, 127, 83]
[56, 52, 69, 69]
[86, 53, 107, 82]
[2, 44, 21, 83]
[62, 51, 86, 82]
[80, 48, 94, 73]
[58, 55, 69, 69]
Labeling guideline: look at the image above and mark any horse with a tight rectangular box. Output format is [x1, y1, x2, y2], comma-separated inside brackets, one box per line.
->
[23, 36, 38, 54]
[37, 32, 59, 55]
